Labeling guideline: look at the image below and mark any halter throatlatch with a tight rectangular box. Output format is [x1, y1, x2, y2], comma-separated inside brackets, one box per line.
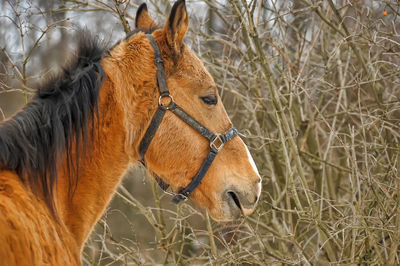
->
[139, 34, 238, 204]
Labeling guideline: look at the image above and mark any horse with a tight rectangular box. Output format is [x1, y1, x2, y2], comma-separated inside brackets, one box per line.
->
[0, 0, 261, 264]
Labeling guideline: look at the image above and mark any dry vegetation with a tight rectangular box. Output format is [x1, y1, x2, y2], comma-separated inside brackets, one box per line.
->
[1, 0, 400, 265]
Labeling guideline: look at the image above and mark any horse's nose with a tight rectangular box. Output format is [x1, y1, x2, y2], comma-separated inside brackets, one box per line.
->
[226, 178, 261, 216]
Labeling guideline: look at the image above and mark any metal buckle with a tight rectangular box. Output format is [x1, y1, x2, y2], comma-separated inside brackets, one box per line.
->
[158, 95, 174, 110]
[210, 134, 224, 151]
[172, 193, 189, 204]
[180, 193, 189, 201]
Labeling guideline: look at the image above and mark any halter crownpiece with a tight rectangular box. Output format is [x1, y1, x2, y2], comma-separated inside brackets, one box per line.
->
[139, 34, 238, 204]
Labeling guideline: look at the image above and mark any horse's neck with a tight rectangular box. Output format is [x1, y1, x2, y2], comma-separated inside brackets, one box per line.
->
[55, 76, 131, 248]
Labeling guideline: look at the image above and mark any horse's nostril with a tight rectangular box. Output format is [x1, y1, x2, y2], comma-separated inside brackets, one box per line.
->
[228, 191, 242, 210]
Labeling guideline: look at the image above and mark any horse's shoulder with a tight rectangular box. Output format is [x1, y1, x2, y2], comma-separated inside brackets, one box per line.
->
[0, 170, 81, 266]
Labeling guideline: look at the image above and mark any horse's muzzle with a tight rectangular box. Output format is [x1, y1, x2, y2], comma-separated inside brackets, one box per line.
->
[225, 179, 261, 218]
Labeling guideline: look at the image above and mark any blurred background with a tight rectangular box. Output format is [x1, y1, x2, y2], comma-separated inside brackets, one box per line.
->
[1, 0, 400, 264]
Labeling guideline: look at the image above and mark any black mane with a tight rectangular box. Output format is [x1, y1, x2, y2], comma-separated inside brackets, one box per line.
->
[0, 31, 107, 212]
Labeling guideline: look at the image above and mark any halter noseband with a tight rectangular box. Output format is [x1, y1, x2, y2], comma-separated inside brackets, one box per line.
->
[139, 34, 238, 204]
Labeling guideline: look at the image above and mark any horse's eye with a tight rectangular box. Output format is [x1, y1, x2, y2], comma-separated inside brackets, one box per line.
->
[200, 96, 218, 105]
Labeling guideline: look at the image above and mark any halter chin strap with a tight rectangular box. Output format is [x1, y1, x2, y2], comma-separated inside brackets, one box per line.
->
[139, 34, 238, 204]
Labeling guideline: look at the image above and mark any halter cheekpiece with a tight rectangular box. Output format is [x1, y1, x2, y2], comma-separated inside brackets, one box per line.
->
[139, 34, 238, 204]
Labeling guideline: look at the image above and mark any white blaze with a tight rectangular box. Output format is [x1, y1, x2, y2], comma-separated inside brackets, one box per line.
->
[244, 145, 260, 176]
[244, 144, 262, 202]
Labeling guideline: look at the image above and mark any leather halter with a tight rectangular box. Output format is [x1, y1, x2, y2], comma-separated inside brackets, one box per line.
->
[139, 34, 238, 204]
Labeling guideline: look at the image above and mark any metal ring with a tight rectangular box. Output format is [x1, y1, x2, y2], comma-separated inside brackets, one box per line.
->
[158, 95, 174, 110]
[210, 134, 224, 151]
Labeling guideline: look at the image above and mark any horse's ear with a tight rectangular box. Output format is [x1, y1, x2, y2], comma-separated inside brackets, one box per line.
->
[163, 0, 188, 55]
[135, 3, 157, 29]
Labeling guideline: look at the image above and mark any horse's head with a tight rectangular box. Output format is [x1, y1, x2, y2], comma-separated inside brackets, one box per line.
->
[108, 0, 261, 221]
